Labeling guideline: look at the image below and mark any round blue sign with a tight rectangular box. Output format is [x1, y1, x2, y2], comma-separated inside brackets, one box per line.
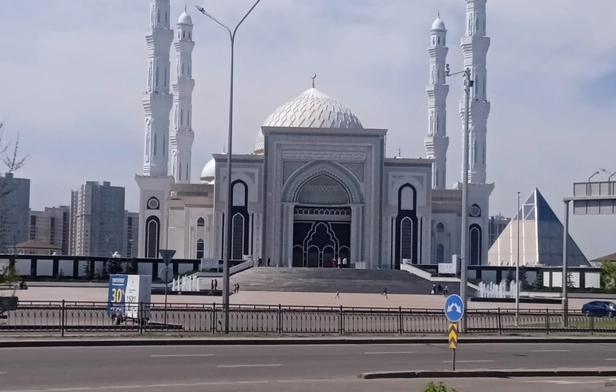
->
[444, 294, 465, 322]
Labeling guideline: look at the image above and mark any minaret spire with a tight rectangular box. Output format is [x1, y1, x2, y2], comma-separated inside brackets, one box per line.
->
[170, 8, 195, 183]
[460, 0, 490, 184]
[424, 13, 450, 189]
[142, 0, 174, 177]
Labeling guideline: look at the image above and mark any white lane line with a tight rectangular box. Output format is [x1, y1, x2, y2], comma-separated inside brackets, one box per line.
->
[442, 360, 494, 363]
[0, 372, 6, 375]
[530, 349, 571, 353]
[217, 364, 283, 368]
[525, 380, 605, 385]
[150, 354, 214, 358]
[606, 358, 616, 361]
[364, 351, 415, 355]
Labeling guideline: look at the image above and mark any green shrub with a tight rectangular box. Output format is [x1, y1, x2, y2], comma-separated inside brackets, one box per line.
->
[424, 382, 457, 392]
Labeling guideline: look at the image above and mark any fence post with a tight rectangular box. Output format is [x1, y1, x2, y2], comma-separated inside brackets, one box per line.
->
[61, 300, 65, 337]
[398, 306, 403, 335]
[591, 315, 594, 335]
[212, 302, 217, 335]
[278, 304, 282, 336]
[139, 302, 143, 335]
[497, 308, 502, 335]
[545, 308, 549, 335]
[339, 305, 344, 336]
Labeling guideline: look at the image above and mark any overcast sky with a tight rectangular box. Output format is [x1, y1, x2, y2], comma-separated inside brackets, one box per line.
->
[1, 0, 615, 259]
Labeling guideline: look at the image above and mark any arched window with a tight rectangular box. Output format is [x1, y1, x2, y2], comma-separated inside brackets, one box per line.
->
[145, 216, 160, 258]
[231, 213, 244, 260]
[400, 217, 413, 261]
[182, 30, 185, 39]
[232, 181, 247, 207]
[399, 185, 416, 211]
[197, 217, 205, 227]
[437, 223, 444, 233]
[153, 134, 157, 155]
[469, 224, 482, 266]
[436, 244, 445, 264]
[162, 136, 166, 157]
[196, 238, 204, 259]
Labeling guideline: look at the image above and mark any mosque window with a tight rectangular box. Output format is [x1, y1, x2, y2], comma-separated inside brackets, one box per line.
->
[155, 66, 159, 87]
[473, 141, 477, 163]
[145, 216, 160, 258]
[400, 217, 413, 260]
[178, 31, 181, 39]
[196, 239, 204, 259]
[153, 134, 157, 156]
[157, 10, 160, 23]
[183, 30, 186, 39]
[165, 12, 168, 24]
[469, 224, 482, 265]
[182, 63, 185, 75]
[437, 222, 444, 232]
[436, 244, 445, 264]
[180, 109, 184, 126]
[189, 31, 191, 40]
[162, 137, 166, 157]
[188, 111, 190, 126]
[399, 185, 416, 211]
[164, 67, 167, 87]
[231, 213, 244, 260]
[233, 182, 247, 207]
[188, 65, 191, 76]
[179, 162, 182, 180]
[197, 217, 205, 227]
[438, 36, 440, 45]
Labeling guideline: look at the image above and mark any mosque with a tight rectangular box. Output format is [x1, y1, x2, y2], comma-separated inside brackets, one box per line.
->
[136, 0, 494, 270]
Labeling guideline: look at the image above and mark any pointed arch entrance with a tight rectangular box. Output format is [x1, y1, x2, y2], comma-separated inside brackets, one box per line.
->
[281, 162, 363, 268]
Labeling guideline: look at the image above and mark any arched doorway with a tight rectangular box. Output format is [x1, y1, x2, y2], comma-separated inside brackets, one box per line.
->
[291, 174, 352, 268]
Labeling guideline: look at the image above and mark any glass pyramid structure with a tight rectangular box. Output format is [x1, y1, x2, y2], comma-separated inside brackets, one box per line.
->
[488, 188, 589, 267]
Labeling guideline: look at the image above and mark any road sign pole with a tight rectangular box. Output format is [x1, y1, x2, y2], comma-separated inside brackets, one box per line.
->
[452, 347, 456, 371]
[164, 267, 168, 324]
[158, 249, 176, 327]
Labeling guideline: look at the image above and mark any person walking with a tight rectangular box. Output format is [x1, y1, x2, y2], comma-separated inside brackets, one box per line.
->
[267, 257, 271, 267]
[382, 288, 388, 299]
[443, 285, 449, 295]
[257, 258, 262, 267]
[214, 279, 218, 291]
[431, 284, 436, 295]
[335, 291, 340, 299]
[342, 258, 348, 269]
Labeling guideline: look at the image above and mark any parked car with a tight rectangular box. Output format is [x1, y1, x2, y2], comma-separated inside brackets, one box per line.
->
[581, 301, 616, 318]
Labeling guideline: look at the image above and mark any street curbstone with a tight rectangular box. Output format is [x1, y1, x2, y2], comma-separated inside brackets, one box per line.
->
[359, 368, 616, 380]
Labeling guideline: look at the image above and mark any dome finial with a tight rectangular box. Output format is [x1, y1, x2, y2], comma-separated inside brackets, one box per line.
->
[437, 10, 440, 18]
[184, 3, 187, 12]
[311, 74, 317, 88]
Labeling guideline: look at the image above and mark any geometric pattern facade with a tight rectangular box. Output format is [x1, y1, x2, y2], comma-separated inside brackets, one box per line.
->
[488, 188, 589, 267]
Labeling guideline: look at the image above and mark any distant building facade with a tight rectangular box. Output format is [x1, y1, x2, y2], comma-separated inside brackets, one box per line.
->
[70, 181, 126, 257]
[488, 214, 510, 248]
[0, 172, 30, 251]
[124, 211, 139, 258]
[29, 206, 70, 255]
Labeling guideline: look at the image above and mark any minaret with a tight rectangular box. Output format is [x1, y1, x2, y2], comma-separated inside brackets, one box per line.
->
[425, 14, 450, 190]
[142, 0, 174, 177]
[460, 0, 490, 184]
[170, 8, 195, 183]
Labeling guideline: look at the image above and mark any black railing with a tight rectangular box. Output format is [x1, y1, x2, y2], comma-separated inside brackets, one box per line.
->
[1, 301, 615, 336]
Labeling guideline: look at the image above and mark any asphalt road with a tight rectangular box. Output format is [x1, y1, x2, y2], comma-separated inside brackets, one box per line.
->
[0, 343, 615, 391]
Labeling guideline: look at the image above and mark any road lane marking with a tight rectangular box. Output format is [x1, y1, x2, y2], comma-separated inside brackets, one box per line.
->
[217, 364, 283, 368]
[364, 351, 415, 355]
[606, 358, 616, 361]
[150, 354, 214, 358]
[442, 360, 494, 363]
[525, 380, 605, 385]
[530, 349, 571, 353]
[0, 377, 349, 392]
[0, 372, 6, 375]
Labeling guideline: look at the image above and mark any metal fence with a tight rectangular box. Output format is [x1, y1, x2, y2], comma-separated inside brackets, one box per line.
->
[1, 301, 615, 336]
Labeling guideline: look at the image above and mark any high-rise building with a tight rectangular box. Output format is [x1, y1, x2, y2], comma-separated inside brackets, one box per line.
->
[29, 206, 70, 255]
[124, 211, 139, 258]
[488, 214, 510, 248]
[70, 181, 126, 257]
[0, 172, 30, 251]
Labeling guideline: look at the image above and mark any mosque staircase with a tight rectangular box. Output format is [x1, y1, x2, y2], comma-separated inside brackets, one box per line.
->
[204, 267, 472, 295]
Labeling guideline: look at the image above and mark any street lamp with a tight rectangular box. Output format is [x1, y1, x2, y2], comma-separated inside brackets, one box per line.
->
[195, 0, 261, 334]
[445, 65, 472, 329]
[515, 191, 520, 326]
[588, 171, 600, 183]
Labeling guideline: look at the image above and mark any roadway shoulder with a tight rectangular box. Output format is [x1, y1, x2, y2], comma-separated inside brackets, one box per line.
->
[359, 367, 616, 379]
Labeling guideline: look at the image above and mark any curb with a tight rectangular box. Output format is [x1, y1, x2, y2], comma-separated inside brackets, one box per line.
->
[1, 336, 616, 348]
[359, 368, 616, 379]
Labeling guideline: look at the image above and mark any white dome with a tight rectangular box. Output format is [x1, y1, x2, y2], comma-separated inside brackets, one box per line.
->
[431, 16, 446, 31]
[178, 11, 193, 25]
[200, 158, 215, 183]
[254, 87, 363, 153]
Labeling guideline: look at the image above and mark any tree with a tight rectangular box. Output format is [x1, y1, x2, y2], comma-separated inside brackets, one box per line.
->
[85, 261, 95, 281]
[424, 382, 457, 392]
[0, 123, 27, 253]
[0, 264, 19, 296]
[602, 262, 616, 294]
[107, 256, 124, 275]
[126, 258, 139, 275]
[533, 270, 545, 290]
[567, 272, 575, 289]
[505, 268, 515, 285]
[518, 266, 529, 290]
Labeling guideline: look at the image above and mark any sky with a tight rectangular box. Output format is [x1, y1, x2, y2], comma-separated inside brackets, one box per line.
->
[0, 0, 615, 259]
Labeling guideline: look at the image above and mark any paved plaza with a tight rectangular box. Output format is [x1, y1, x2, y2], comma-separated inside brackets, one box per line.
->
[9, 285, 588, 311]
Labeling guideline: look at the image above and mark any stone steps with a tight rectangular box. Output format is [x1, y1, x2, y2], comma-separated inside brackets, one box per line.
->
[199, 267, 463, 295]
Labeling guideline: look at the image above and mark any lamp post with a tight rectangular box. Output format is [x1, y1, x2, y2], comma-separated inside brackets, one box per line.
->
[445, 65, 472, 329]
[515, 191, 520, 326]
[195, 0, 261, 334]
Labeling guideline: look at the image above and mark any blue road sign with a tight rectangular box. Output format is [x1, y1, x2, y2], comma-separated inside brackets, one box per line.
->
[445, 294, 465, 323]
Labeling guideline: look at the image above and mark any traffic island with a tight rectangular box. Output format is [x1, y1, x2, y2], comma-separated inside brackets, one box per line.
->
[358, 367, 616, 379]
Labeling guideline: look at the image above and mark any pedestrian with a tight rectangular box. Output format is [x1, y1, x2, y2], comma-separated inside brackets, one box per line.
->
[437, 284, 443, 295]
[444, 285, 449, 295]
[335, 291, 340, 298]
[342, 258, 348, 268]
[267, 257, 271, 267]
[258, 258, 262, 267]
[332, 258, 336, 268]
[337, 257, 341, 268]
[214, 279, 218, 290]
[382, 288, 388, 299]
[431, 284, 436, 295]
[236, 283, 240, 293]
